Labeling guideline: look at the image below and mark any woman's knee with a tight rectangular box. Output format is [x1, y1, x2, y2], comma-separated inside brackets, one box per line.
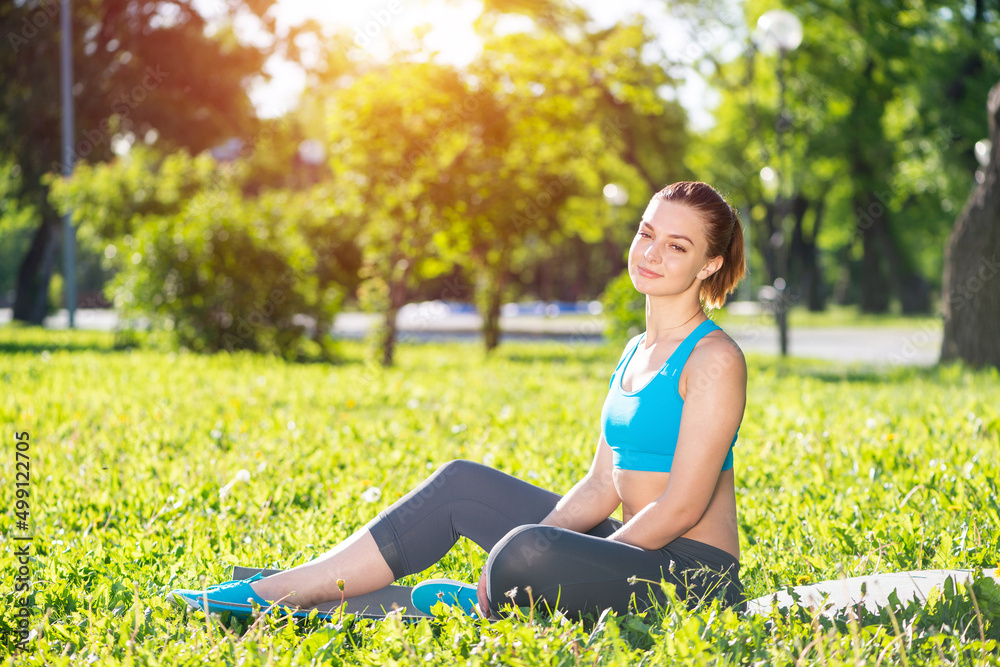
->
[490, 524, 569, 569]
[431, 458, 519, 497]
[433, 458, 497, 485]
[484, 524, 568, 611]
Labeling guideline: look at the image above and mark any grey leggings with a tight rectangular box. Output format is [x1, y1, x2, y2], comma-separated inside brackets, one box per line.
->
[365, 459, 745, 617]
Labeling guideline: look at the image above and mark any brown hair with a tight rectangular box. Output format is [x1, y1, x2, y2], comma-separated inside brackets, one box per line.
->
[653, 181, 747, 309]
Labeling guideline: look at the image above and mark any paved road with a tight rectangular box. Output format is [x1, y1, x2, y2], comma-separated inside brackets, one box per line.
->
[1, 308, 943, 366]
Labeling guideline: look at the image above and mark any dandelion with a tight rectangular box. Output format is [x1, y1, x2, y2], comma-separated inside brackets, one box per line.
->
[361, 487, 382, 503]
[219, 469, 251, 498]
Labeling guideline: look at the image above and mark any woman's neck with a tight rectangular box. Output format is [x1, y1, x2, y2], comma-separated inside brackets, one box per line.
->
[643, 295, 707, 344]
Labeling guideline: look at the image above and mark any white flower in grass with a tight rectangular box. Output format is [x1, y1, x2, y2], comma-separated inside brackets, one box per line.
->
[219, 469, 252, 498]
[361, 487, 382, 503]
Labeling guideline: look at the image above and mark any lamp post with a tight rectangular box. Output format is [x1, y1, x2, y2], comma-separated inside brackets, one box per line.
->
[603, 183, 628, 208]
[603, 183, 629, 274]
[975, 139, 992, 183]
[61, 0, 77, 328]
[755, 9, 802, 357]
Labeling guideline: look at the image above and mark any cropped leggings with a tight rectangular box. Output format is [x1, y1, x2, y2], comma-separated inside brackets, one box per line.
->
[365, 459, 745, 617]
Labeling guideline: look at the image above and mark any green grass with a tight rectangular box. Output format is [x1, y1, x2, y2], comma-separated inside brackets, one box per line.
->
[2, 326, 999, 665]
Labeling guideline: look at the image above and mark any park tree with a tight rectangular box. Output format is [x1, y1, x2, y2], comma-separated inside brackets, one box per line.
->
[682, 0, 999, 318]
[319, 2, 685, 364]
[941, 80, 1000, 368]
[0, 0, 310, 323]
[323, 59, 491, 367]
[450, 13, 685, 352]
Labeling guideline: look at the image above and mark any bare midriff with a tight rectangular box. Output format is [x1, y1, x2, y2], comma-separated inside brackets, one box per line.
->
[613, 467, 740, 560]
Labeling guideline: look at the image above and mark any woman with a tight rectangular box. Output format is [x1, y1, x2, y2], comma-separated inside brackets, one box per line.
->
[172, 180, 748, 619]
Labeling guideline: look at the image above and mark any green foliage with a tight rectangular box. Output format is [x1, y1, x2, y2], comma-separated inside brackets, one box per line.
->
[47, 147, 222, 257]
[106, 187, 345, 360]
[0, 159, 36, 302]
[0, 0, 306, 325]
[600, 269, 645, 342]
[687, 0, 1000, 313]
[2, 328, 1000, 664]
[313, 7, 688, 360]
[47, 147, 359, 360]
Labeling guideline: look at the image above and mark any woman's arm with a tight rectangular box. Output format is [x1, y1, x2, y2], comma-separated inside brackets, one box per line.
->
[608, 338, 747, 549]
[539, 434, 621, 533]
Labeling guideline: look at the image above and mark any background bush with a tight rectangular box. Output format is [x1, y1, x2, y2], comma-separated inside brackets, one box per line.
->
[601, 268, 645, 342]
[108, 188, 345, 360]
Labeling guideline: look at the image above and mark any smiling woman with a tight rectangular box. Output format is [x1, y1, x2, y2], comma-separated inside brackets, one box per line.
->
[170, 181, 753, 622]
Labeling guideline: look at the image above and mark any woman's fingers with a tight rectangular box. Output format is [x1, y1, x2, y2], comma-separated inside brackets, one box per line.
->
[477, 568, 489, 618]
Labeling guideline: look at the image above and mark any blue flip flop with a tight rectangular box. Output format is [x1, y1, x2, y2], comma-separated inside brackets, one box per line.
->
[410, 578, 481, 617]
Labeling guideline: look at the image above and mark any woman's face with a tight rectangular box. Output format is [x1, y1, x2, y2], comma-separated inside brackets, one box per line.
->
[627, 198, 721, 297]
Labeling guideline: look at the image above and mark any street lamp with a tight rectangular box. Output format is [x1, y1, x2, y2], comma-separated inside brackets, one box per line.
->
[603, 183, 629, 276]
[755, 10, 803, 55]
[755, 9, 802, 357]
[603, 183, 628, 207]
[975, 138, 992, 184]
[61, 0, 77, 328]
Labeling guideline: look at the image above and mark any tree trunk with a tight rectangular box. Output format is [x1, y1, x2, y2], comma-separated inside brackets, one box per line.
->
[482, 279, 504, 353]
[832, 244, 854, 306]
[855, 193, 891, 313]
[790, 194, 827, 311]
[876, 220, 931, 314]
[12, 214, 59, 325]
[941, 80, 1000, 367]
[380, 282, 402, 368]
[847, 58, 894, 314]
[379, 254, 411, 368]
[481, 246, 510, 354]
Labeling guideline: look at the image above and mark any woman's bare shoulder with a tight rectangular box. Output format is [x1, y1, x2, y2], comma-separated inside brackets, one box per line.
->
[686, 329, 747, 385]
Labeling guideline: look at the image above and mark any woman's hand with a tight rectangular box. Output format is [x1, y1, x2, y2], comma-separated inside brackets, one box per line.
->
[476, 565, 490, 618]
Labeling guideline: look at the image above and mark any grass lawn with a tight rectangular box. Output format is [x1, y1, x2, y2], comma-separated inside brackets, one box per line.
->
[1, 325, 999, 665]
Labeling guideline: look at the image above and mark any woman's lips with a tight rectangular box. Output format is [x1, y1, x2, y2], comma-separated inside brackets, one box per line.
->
[637, 266, 661, 278]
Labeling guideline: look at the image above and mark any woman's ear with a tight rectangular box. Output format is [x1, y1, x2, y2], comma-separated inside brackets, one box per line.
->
[698, 255, 724, 280]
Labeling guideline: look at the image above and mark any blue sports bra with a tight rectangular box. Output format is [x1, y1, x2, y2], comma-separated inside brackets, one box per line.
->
[600, 319, 737, 473]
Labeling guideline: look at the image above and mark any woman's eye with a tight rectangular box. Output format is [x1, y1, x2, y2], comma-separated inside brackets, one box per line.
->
[638, 231, 651, 238]
[672, 244, 686, 252]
